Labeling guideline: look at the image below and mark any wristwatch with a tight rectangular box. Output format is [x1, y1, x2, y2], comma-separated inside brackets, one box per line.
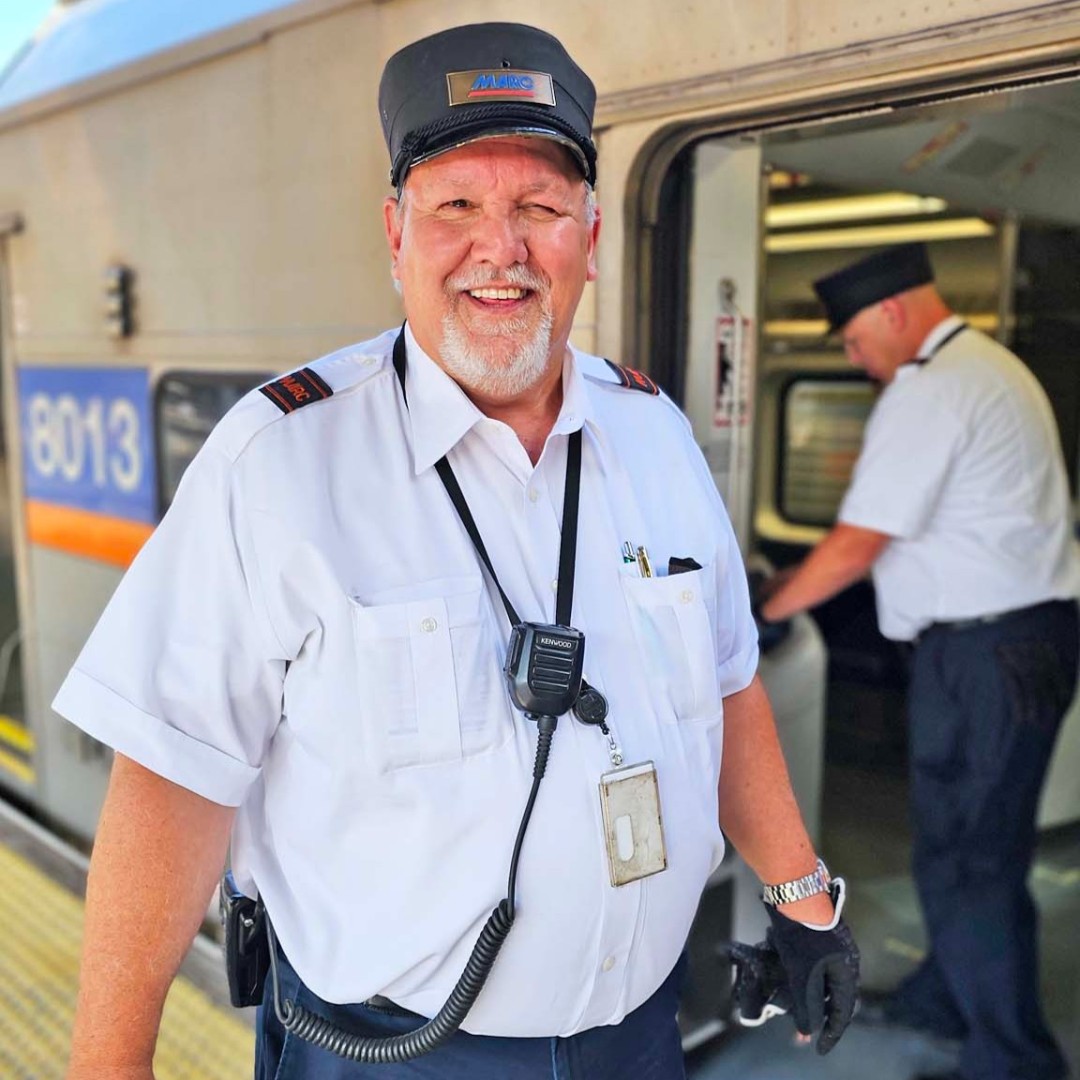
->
[762, 858, 832, 906]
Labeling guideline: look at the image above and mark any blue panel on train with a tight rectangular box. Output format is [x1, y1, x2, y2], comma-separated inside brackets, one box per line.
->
[17, 366, 156, 523]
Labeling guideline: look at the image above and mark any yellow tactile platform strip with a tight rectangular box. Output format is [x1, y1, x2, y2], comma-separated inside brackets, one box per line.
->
[0, 842, 255, 1078]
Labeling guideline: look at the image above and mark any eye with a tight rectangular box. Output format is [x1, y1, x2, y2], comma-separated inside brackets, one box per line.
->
[441, 199, 473, 211]
[523, 203, 561, 220]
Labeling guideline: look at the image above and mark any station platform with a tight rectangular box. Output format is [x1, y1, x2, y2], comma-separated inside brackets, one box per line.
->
[0, 800, 253, 1079]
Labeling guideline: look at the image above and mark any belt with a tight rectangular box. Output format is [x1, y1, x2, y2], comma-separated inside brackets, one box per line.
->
[922, 598, 1069, 638]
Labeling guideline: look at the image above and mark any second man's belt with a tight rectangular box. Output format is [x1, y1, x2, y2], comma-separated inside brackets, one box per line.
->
[925, 597, 1068, 636]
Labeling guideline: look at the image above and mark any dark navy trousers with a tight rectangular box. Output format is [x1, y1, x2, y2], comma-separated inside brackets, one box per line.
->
[256, 950, 688, 1079]
[894, 599, 1077, 1080]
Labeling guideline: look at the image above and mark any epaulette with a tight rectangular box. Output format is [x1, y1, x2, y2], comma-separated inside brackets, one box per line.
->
[259, 368, 335, 414]
[604, 360, 660, 395]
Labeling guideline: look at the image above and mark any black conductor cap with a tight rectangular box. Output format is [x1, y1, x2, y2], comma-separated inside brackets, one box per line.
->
[378, 23, 597, 191]
[813, 243, 935, 331]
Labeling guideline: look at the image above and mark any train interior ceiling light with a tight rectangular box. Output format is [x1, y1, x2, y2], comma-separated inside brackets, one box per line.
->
[765, 217, 995, 253]
[765, 192, 949, 228]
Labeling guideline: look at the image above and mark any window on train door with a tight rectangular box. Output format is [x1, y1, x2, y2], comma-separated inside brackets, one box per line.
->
[155, 372, 271, 514]
[777, 375, 876, 528]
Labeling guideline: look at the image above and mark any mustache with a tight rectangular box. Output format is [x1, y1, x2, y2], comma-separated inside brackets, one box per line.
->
[445, 264, 549, 293]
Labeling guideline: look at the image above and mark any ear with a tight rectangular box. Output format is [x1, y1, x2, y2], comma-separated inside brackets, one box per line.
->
[879, 296, 907, 330]
[585, 204, 601, 283]
[383, 196, 404, 282]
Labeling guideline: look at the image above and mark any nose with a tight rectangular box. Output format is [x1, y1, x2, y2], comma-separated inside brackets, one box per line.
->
[470, 206, 529, 268]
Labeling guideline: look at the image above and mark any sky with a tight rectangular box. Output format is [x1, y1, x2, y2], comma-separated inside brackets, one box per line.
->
[0, 0, 56, 77]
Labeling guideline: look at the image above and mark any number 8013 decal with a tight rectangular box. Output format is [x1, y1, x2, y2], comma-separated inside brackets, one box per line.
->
[18, 367, 156, 524]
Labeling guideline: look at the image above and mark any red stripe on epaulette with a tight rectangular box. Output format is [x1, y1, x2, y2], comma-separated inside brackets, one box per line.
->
[604, 360, 660, 395]
[260, 368, 334, 413]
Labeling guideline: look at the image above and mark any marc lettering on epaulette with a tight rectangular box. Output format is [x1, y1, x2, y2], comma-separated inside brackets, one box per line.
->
[604, 360, 659, 395]
[260, 368, 334, 413]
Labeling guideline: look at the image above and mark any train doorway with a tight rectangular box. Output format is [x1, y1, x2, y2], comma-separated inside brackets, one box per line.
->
[645, 76, 1080, 1060]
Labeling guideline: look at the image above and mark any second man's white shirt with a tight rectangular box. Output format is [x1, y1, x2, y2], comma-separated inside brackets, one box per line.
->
[840, 316, 1080, 640]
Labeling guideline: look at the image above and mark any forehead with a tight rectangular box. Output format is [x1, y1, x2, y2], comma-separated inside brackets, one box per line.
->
[405, 136, 584, 192]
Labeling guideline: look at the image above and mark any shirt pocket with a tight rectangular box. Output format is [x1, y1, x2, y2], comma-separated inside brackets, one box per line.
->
[619, 564, 721, 722]
[349, 582, 512, 772]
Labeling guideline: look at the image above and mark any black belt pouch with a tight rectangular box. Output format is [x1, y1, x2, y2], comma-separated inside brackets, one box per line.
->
[220, 870, 270, 1007]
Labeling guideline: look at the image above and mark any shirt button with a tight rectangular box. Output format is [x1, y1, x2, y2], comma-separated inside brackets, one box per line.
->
[550, 578, 558, 592]
[362, 354, 377, 366]
[420, 617, 438, 633]
[601, 956, 616, 973]
[680, 589, 694, 604]
[528, 488, 540, 503]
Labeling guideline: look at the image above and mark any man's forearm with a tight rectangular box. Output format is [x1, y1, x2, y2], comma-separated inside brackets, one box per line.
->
[719, 677, 833, 925]
[760, 523, 891, 622]
[67, 754, 236, 1075]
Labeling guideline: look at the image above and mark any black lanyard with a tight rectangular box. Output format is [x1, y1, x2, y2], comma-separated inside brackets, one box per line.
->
[392, 327, 582, 629]
[910, 321, 968, 366]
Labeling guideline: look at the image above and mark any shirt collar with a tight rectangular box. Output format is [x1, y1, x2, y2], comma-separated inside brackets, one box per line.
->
[915, 314, 965, 361]
[401, 323, 605, 475]
[402, 323, 485, 475]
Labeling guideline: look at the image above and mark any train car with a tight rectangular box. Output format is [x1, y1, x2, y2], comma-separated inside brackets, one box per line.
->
[0, 0, 1079, 1046]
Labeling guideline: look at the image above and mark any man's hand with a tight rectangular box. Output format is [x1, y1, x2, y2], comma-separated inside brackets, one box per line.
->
[763, 896, 860, 1054]
[757, 566, 798, 603]
[746, 570, 793, 651]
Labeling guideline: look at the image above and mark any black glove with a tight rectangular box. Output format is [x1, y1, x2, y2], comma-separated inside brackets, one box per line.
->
[726, 940, 792, 1026]
[764, 886, 860, 1054]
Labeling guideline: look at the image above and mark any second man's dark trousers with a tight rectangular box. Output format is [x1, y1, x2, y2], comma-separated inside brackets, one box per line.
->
[895, 599, 1077, 1080]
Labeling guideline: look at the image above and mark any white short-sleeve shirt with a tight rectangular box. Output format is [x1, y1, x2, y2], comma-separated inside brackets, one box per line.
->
[839, 316, 1080, 641]
[53, 325, 759, 1037]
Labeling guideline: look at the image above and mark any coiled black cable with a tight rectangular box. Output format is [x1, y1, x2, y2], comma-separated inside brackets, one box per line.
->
[266, 714, 558, 1063]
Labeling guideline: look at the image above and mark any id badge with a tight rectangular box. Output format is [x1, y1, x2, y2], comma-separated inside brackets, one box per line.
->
[598, 761, 667, 887]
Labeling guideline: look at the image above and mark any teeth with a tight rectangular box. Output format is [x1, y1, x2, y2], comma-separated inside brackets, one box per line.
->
[468, 287, 525, 301]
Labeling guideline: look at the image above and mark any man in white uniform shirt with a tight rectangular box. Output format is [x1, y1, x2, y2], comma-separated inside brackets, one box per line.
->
[761, 242, 1080, 1080]
[57, 22, 857, 1080]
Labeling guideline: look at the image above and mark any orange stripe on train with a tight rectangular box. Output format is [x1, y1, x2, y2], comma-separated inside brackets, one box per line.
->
[26, 500, 155, 568]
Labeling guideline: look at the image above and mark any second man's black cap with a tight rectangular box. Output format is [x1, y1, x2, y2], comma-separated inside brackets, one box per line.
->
[813, 243, 935, 331]
[378, 23, 597, 191]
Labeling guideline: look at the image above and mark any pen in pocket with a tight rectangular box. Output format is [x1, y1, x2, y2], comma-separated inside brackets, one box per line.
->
[636, 545, 653, 579]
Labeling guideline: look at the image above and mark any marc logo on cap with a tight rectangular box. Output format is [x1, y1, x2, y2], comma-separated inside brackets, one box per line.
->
[447, 69, 556, 107]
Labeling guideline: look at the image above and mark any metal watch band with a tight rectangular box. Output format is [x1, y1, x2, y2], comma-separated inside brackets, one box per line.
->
[761, 858, 832, 906]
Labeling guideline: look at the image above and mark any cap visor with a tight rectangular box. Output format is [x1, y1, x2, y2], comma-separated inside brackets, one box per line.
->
[406, 127, 590, 179]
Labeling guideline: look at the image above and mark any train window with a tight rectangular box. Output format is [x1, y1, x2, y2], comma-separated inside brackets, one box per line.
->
[778, 377, 876, 527]
[155, 372, 270, 513]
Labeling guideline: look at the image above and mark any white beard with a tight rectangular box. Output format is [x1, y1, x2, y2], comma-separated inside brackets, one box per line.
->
[439, 306, 555, 398]
[438, 263, 558, 398]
